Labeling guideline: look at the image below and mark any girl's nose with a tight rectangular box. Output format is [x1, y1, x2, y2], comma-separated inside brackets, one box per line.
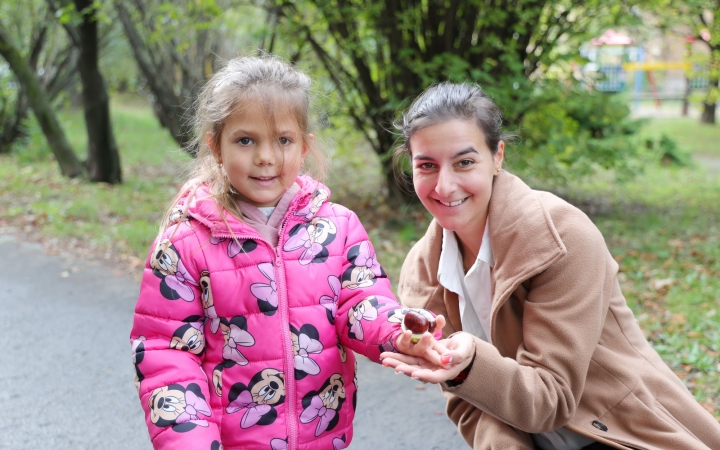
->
[255, 142, 276, 165]
[434, 167, 456, 198]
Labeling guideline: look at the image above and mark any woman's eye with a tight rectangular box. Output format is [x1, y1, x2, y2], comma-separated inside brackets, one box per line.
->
[237, 137, 253, 145]
[417, 163, 435, 170]
[457, 159, 474, 167]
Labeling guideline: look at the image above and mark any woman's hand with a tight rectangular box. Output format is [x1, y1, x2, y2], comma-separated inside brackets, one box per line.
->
[382, 331, 475, 384]
[394, 315, 447, 366]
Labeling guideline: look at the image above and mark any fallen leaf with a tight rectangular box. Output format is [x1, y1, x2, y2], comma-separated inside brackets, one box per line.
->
[650, 278, 674, 292]
[668, 239, 684, 248]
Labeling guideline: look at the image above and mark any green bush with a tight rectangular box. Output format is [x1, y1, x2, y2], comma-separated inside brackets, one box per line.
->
[501, 82, 649, 183]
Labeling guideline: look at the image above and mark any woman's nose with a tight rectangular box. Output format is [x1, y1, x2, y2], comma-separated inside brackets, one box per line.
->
[434, 167, 456, 197]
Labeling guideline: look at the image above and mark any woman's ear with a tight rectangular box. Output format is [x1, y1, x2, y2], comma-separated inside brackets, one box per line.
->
[494, 141, 505, 174]
[206, 132, 221, 164]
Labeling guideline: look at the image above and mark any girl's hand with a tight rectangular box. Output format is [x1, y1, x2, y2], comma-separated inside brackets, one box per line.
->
[382, 331, 475, 384]
[394, 315, 447, 366]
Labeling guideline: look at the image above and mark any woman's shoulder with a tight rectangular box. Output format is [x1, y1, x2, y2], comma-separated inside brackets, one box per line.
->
[533, 190, 602, 239]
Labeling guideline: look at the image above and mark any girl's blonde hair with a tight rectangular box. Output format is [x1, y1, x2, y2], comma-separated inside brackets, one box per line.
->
[159, 54, 327, 233]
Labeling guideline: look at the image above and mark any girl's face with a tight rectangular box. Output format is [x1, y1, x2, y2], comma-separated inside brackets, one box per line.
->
[410, 119, 504, 241]
[211, 102, 310, 207]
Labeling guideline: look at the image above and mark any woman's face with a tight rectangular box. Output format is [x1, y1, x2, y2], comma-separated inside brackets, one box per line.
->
[410, 119, 504, 240]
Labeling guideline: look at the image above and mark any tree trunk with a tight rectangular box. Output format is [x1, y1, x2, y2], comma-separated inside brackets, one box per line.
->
[373, 122, 415, 206]
[0, 27, 84, 177]
[114, 1, 197, 152]
[701, 101, 716, 124]
[700, 74, 717, 124]
[74, 0, 122, 183]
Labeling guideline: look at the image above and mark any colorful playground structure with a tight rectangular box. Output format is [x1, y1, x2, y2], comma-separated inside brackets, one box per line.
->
[581, 29, 711, 114]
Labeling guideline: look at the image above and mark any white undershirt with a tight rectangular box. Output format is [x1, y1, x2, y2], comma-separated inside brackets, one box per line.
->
[436, 221, 595, 450]
[257, 206, 275, 219]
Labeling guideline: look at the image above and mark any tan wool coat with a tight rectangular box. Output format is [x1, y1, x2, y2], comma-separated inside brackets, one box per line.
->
[398, 171, 720, 450]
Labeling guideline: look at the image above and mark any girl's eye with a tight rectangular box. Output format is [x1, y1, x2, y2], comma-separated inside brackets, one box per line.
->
[279, 137, 291, 145]
[237, 137, 253, 145]
[417, 163, 436, 170]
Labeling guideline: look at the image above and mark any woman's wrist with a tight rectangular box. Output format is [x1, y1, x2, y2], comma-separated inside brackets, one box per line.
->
[445, 353, 475, 387]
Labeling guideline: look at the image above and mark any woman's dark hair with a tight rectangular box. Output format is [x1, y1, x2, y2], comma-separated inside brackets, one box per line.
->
[392, 82, 514, 186]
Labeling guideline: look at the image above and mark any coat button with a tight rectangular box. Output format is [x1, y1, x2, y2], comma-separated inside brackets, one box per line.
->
[591, 420, 608, 432]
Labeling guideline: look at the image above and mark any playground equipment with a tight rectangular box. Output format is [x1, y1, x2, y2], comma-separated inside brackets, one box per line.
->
[583, 30, 707, 114]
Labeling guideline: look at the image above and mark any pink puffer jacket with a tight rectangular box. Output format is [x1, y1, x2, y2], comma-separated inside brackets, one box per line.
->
[131, 176, 413, 450]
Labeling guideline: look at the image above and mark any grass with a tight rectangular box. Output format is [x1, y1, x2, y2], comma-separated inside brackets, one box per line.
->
[1, 98, 719, 419]
[0, 98, 188, 262]
[638, 116, 720, 156]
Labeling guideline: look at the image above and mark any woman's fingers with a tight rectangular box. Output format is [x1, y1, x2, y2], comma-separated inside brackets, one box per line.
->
[410, 367, 457, 384]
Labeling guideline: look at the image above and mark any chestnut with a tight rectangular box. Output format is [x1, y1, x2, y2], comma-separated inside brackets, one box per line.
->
[401, 309, 436, 342]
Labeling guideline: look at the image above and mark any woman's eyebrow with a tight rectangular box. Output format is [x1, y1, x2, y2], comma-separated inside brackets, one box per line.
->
[453, 147, 479, 158]
[413, 147, 478, 161]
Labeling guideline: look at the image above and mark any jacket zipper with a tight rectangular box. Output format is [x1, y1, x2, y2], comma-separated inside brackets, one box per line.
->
[274, 216, 297, 450]
[210, 197, 307, 449]
[214, 222, 299, 449]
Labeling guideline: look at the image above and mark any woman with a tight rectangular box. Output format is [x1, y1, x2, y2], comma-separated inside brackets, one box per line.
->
[380, 82, 720, 450]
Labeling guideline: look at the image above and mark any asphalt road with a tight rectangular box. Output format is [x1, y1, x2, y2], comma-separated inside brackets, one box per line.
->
[0, 234, 467, 450]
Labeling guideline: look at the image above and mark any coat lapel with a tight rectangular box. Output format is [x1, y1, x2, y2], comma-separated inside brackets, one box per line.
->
[486, 171, 567, 341]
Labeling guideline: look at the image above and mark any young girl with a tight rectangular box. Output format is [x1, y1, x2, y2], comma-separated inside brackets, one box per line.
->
[130, 55, 443, 450]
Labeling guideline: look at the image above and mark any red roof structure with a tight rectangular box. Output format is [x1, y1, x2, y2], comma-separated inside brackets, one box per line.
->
[591, 29, 633, 46]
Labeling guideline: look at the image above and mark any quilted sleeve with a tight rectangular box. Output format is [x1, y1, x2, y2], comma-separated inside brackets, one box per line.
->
[333, 211, 408, 362]
[130, 223, 221, 449]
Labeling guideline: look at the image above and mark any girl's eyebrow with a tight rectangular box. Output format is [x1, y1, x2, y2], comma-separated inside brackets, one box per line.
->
[227, 129, 254, 139]
[413, 147, 478, 161]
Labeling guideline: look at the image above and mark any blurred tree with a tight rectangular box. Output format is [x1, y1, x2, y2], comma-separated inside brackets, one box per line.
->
[0, 0, 79, 156]
[696, 3, 719, 124]
[113, 0, 224, 151]
[268, 0, 645, 203]
[0, 26, 84, 177]
[49, 0, 122, 183]
[654, 0, 719, 124]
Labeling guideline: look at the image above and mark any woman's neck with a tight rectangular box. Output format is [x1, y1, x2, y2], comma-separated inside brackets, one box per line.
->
[456, 225, 484, 273]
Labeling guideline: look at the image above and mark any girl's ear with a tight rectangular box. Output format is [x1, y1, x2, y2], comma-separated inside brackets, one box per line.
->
[302, 134, 314, 158]
[494, 141, 505, 174]
[206, 132, 221, 164]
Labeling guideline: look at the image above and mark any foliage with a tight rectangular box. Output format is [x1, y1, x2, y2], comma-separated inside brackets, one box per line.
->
[649, 0, 720, 123]
[0, 0, 78, 153]
[113, 0, 236, 149]
[266, 0, 653, 201]
[505, 83, 649, 183]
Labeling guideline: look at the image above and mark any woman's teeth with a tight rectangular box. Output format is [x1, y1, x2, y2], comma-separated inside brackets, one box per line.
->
[440, 198, 467, 207]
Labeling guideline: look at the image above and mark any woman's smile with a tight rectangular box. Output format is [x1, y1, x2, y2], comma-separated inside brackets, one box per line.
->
[436, 197, 469, 207]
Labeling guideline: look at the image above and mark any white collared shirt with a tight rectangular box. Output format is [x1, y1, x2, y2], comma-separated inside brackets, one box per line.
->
[437, 223, 494, 344]
[436, 221, 595, 450]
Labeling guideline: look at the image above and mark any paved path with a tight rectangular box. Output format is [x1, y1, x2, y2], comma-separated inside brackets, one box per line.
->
[0, 234, 466, 450]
